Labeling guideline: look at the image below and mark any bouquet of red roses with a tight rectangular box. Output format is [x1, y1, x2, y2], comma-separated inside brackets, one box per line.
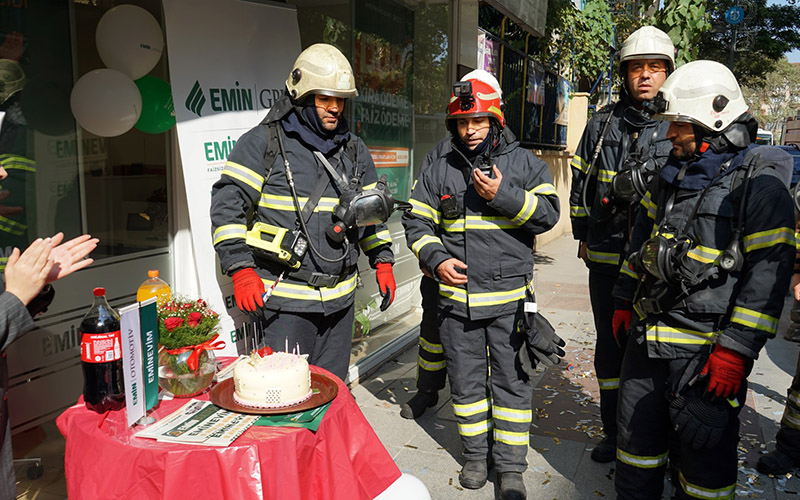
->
[158, 295, 221, 350]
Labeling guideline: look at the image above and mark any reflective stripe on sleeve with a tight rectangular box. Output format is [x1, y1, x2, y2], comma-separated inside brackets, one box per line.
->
[597, 169, 616, 183]
[730, 306, 779, 334]
[743, 227, 795, 252]
[360, 230, 392, 251]
[213, 224, 247, 245]
[686, 245, 722, 264]
[411, 234, 444, 257]
[221, 160, 264, 192]
[641, 191, 656, 220]
[511, 190, 539, 225]
[570, 155, 589, 174]
[586, 249, 620, 266]
[409, 199, 441, 224]
[570, 205, 588, 218]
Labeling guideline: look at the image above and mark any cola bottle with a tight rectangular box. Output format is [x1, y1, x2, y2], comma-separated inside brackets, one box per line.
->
[80, 287, 125, 413]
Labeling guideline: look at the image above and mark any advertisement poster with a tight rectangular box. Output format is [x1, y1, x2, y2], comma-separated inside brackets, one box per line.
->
[527, 61, 545, 105]
[162, 0, 301, 355]
[478, 30, 500, 77]
[354, 0, 414, 201]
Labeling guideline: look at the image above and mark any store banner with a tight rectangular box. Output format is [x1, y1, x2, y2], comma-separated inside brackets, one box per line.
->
[162, 0, 301, 356]
[139, 297, 159, 412]
[120, 303, 145, 427]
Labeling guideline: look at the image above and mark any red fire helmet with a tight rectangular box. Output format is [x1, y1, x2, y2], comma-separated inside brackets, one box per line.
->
[446, 79, 504, 127]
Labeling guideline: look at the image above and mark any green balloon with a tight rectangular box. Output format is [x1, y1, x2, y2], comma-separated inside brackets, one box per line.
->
[134, 75, 176, 134]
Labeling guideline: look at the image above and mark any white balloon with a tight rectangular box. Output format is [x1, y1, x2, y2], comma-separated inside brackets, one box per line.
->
[96, 5, 164, 80]
[70, 69, 142, 137]
[374, 473, 431, 500]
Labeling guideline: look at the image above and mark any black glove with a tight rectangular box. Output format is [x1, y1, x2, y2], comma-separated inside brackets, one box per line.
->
[518, 313, 566, 377]
[671, 395, 729, 450]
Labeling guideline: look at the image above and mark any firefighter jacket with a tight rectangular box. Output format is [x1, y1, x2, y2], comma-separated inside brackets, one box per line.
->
[613, 145, 795, 360]
[402, 129, 560, 320]
[210, 98, 393, 315]
[569, 99, 672, 275]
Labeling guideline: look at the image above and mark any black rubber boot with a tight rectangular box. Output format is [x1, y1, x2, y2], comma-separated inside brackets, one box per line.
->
[498, 472, 526, 499]
[400, 390, 438, 419]
[757, 449, 800, 475]
[458, 460, 488, 489]
[590, 435, 617, 463]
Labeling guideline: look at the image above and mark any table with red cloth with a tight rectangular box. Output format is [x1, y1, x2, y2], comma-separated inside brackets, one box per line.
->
[56, 364, 401, 500]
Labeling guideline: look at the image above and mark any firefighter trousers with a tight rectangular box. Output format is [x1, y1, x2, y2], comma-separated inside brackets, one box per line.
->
[260, 304, 354, 381]
[616, 336, 740, 500]
[414, 276, 447, 393]
[439, 310, 532, 473]
[775, 349, 800, 461]
[589, 270, 621, 439]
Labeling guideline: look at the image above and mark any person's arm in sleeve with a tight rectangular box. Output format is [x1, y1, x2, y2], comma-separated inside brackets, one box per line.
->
[402, 166, 451, 278]
[209, 127, 267, 275]
[483, 153, 560, 235]
[569, 119, 600, 243]
[613, 184, 659, 304]
[356, 138, 394, 267]
[716, 174, 796, 359]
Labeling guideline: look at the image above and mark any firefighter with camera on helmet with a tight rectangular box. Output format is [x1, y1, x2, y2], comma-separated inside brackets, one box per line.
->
[612, 60, 795, 499]
[210, 44, 396, 381]
[568, 25, 676, 463]
[402, 74, 561, 499]
[400, 70, 504, 421]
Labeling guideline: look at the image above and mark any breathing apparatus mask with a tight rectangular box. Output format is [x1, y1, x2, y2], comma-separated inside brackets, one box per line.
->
[606, 153, 657, 206]
[326, 174, 412, 243]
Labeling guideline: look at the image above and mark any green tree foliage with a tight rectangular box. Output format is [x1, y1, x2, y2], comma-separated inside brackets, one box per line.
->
[650, 0, 710, 64]
[538, 0, 615, 89]
[697, 0, 800, 86]
[741, 58, 800, 133]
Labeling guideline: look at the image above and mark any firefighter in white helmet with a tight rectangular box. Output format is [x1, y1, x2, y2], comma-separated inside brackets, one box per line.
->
[210, 44, 396, 381]
[613, 60, 795, 498]
[568, 25, 676, 463]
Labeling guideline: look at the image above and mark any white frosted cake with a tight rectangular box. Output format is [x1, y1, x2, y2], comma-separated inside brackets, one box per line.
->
[233, 351, 313, 408]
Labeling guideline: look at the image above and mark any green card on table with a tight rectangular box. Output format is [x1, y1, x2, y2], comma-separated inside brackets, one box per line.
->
[253, 402, 332, 432]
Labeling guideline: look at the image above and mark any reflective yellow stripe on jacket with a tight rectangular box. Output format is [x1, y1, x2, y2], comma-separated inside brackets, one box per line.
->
[439, 281, 531, 308]
[587, 249, 620, 266]
[0, 215, 25, 236]
[0, 154, 36, 172]
[645, 325, 717, 345]
[261, 274, 357, 302]
[409, 199, 441, 224]
[259, 194, 338, 213]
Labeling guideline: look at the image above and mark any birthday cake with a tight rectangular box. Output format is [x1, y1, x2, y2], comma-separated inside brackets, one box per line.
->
[233, 349, 313, 409]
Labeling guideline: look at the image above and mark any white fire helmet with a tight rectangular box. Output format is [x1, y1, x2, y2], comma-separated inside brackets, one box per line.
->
[285, 44, 358, 101]
[620, 26, 675, 72]
[461, 69, 503, 97]
[651, 60, 748, 133]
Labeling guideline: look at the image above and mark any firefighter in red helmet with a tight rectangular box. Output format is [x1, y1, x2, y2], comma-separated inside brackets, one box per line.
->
[403, 76, 561, 499]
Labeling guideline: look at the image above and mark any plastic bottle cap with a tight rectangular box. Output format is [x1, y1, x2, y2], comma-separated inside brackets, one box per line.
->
[93, 287, 106, 296]
[148, 270, 159, 278]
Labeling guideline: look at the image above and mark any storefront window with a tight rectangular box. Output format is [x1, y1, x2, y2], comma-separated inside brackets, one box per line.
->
[0, 1, 170, 267]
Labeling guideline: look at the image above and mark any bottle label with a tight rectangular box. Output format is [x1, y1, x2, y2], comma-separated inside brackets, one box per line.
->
[81, 330, 123, 363]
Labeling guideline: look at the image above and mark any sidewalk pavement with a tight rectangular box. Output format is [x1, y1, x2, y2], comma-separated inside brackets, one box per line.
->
[351, 233, 800, 499]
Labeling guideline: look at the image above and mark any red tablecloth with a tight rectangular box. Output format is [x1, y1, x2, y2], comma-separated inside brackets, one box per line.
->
[56, 365, 400, 500]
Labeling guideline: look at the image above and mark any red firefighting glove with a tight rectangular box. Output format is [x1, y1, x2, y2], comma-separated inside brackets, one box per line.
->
[375, 263, 396, 312]
[700, 345, 747, 399]
[612, 302, 632, 347]
[231, 268, 265, 313]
